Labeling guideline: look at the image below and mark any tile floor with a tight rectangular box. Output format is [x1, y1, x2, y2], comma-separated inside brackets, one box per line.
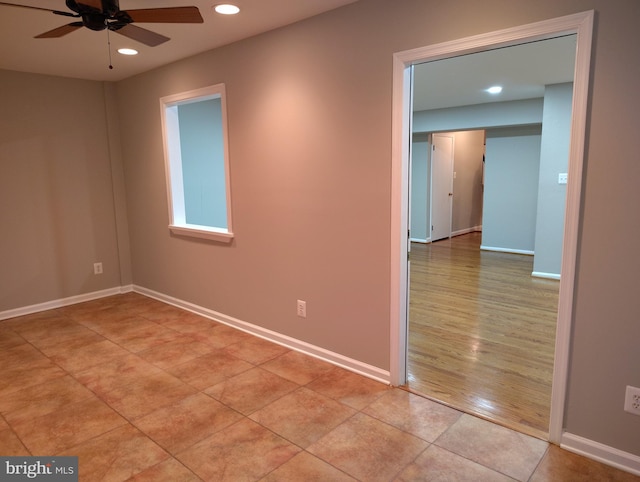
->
[0, 293, 637, 481]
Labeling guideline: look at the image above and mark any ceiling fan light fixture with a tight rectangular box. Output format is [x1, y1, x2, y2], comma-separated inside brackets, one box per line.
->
[214, 4, 240, 15]
[118, 48, 138, 55]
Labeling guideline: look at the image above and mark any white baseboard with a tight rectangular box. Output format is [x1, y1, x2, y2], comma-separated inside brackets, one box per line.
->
[133, 285, 391, 385]
[410, 237, 432, 244]
[561, 432, 640, 476]
[413, 227, 483, 244]
[480, 245, 534, 256]
[121, 284, 134, 293]
[452, 225, 482, 237]
[0, 286, 132, 321]
[531, 271, 561, 280]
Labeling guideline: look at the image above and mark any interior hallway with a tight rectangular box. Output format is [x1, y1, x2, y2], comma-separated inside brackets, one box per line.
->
[407, 232, 559, 440]
[1, 293, 636, 481]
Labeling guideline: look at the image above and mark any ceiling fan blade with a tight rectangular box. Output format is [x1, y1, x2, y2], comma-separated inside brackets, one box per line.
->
[124, 7, 203, 24]
[0, 1, 77, 17]
[114, 24, 170, 47]
[35, 22, 84, 39]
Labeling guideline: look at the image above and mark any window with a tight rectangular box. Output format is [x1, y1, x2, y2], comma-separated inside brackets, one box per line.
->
[160, 84, 233, 242]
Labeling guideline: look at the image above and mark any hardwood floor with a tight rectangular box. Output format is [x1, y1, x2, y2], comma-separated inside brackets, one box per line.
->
[406, 232, 559, 439]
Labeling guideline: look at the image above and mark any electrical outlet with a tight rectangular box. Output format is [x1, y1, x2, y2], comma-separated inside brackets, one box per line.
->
[296, 300, 306, 318]
[624, 385, 640, 416]
[93, 262, 103, 275]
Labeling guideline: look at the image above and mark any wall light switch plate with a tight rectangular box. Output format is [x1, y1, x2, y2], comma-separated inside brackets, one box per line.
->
[558, 173, 568, 184]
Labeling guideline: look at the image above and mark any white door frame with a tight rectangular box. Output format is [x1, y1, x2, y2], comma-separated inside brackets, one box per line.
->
[390, 11, 594, 444]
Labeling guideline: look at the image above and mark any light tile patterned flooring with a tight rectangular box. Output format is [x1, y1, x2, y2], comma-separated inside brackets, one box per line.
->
[0, 293, 637, 481]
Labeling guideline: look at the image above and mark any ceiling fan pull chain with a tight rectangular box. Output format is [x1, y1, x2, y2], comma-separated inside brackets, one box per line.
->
[107, 28, 113, 70]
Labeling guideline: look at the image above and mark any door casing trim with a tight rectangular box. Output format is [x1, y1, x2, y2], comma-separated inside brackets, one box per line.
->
[390, 10, 594, 444]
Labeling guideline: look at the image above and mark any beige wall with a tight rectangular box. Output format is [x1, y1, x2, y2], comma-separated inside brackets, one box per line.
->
[2, 0, 640, 459]
[115, 0, 640, 455]
[0, 70, 124, 310]
[446, 130, 485, 234]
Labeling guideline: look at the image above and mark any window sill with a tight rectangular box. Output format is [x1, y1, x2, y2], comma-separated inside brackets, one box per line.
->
[169, 224, 234, 243]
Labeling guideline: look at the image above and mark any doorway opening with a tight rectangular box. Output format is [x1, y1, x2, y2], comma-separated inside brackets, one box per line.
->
[409, 123, 562, 438]
[390, 11, 594, 444]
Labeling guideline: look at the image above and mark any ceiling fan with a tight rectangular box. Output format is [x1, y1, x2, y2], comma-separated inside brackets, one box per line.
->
[0, 0, 204, 47]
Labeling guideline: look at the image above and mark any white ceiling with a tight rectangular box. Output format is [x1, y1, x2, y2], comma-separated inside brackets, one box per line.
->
[413, 35, 577, 112]
[0, 2, 577, 109]
[0, 0, 358, 81]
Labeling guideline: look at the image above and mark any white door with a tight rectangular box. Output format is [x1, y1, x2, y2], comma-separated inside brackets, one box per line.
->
[431, 134, 454, 241]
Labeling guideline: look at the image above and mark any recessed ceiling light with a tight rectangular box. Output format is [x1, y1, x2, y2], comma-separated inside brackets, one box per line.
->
[486, 86, 503, 94]
[214, 4, 240, 15]
[118, 48, 138, 56]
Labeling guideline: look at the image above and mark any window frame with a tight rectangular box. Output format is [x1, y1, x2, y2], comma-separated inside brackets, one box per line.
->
[159, 83, 233, 243]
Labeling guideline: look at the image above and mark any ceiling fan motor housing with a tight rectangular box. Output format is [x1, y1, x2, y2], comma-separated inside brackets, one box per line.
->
[82, 13, 105, 30]
[102, 0, 120, 18]
[66, 0, 128, 31]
